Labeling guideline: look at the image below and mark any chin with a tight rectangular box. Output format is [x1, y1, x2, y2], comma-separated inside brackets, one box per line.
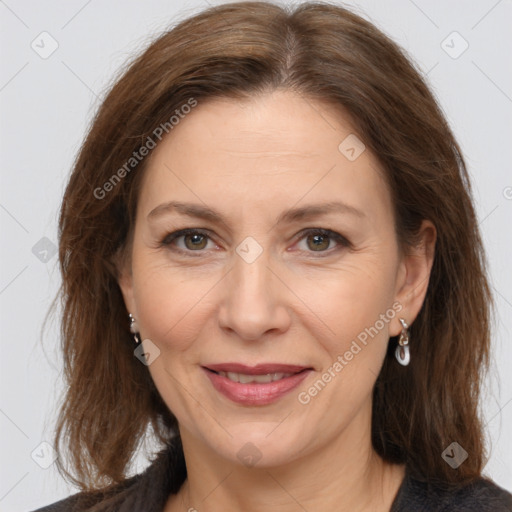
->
[204, 421, 312, 469]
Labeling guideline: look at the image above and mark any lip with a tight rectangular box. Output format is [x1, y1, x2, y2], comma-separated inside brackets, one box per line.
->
[202, 363, 312, 406]
[204, 363, 309, 374]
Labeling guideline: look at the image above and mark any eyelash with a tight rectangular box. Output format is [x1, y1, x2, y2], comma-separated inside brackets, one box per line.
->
[159, 228, 350, 257]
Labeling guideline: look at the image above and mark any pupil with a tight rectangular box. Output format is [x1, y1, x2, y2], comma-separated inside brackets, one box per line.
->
[186, 234, 206, 249]
[309, 234, 329, 251]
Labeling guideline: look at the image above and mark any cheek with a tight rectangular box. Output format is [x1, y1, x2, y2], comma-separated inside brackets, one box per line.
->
[296, 258, 398, 354]
[295, 265, 399, 421]
[131, 257, 221, 353]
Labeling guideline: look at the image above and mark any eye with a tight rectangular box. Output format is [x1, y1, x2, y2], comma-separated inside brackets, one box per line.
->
[295, 228, 350, 254]
[160, 227, 350, 256]
[160, 229, 216, 254]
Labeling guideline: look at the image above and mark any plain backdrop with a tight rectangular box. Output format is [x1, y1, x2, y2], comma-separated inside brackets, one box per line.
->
[0, 0, 511, 510]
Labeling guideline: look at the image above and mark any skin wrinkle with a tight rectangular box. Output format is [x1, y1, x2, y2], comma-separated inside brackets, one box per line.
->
[117, 90, 436, 512]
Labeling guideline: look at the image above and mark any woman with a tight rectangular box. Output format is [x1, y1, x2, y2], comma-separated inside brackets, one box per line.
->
[33, 1, 512, 511]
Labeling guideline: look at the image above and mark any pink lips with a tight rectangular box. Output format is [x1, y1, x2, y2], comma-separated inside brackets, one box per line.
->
[206, 363, 309, 374]
[202, 363, 312, 406]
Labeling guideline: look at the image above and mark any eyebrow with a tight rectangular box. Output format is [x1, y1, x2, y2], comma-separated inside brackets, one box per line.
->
[147, 200, 365, 226]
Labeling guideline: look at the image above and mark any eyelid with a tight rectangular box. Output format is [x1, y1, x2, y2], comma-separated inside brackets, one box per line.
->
[293, 227, 351, 254]
[159, 227, 351, 255]
[160, 228, 218, 255]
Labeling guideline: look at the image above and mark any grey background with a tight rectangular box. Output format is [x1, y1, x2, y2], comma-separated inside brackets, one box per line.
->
[0, 0, 511, 510]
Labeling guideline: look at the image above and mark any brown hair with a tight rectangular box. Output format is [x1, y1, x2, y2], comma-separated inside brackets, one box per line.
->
[52, 0, 492, 495]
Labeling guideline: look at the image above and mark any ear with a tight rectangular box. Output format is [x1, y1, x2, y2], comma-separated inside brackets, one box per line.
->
[115, 248, 137, 318]
[390, 219, 436, 336]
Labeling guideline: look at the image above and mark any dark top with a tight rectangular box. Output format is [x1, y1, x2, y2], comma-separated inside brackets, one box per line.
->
[31, 436, 512, 512]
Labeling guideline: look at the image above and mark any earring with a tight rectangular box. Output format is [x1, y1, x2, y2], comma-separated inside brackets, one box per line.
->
[129, 313, 141, 345]
[395, 318, 410, 366]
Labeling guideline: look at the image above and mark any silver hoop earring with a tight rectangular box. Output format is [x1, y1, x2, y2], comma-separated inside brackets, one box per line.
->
[395, 318, 410, 366]
[129, 313, 141, 345]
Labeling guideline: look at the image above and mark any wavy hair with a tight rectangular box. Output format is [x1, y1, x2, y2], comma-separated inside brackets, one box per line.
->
[52, 0, 492, 495]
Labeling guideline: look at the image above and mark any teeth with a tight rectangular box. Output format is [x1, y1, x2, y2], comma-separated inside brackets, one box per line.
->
[218, 371, 293, 383]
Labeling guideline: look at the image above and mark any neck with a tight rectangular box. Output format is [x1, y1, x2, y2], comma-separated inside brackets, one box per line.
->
[165, 407, 405, 512]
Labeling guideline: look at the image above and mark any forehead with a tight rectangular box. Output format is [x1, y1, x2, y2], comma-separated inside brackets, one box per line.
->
[137, 90, 392, 226]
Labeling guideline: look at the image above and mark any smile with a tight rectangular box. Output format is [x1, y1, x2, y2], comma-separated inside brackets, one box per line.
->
[215, 371, 295, 383]
[202, 363, 312, 405]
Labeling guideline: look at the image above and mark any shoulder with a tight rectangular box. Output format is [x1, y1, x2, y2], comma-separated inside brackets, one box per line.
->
[434, 477, 512, 511]
[30, 436, 186, 512]
[28, 474, 141, 512]
[29, 492, 97, 512]
[393, 471, 512, 511]
[29, 473, 153, 512]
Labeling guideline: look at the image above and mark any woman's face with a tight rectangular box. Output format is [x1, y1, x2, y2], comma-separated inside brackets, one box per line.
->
[119, 90, 433, 467]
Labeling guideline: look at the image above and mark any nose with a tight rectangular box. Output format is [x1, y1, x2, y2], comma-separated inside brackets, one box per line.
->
[218, 248, 292, 341]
